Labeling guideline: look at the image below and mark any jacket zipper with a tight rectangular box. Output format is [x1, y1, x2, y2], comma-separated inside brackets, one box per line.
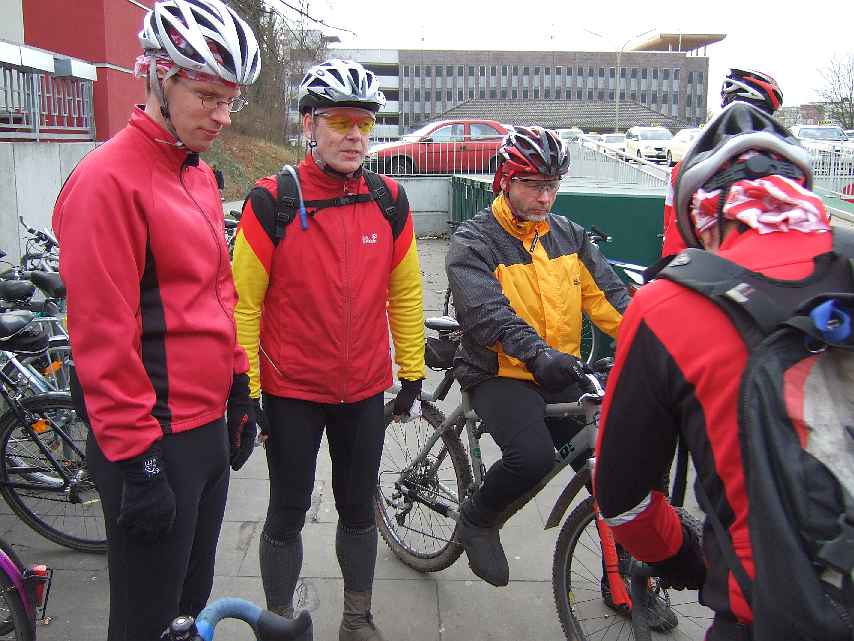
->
[341, 177, 355, 402]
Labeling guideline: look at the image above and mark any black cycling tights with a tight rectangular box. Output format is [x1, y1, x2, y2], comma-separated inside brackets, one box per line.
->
[87, 419, 230, 641]
[469, 377, 586, 518]
[262, 392, 385, 538]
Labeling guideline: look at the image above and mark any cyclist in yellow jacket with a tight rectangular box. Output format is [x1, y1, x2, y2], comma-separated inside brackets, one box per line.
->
[231, 59, 425, 641]
[446, 126, 629, 587]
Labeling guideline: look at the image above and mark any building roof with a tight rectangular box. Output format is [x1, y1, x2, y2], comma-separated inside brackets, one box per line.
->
[429, 98, 691, 132]
[631, 33, 726, 53]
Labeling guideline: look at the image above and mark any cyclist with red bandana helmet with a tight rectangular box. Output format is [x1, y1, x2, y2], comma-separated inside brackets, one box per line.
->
[53, 2, 260, 639]
[660, 68, 784, 260]
[446, 126, 630, 587]
[595, 101, 831, 641]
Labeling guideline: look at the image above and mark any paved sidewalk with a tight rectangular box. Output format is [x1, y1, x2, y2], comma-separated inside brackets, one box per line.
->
[0, 237, 709, 641]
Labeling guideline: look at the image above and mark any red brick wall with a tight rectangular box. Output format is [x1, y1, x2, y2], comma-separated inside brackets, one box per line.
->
[22, 0, 154, 140]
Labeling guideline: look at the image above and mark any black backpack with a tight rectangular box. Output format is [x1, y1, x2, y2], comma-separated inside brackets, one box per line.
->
[659, 229, 854, 641]
[244, 165, 400, 246]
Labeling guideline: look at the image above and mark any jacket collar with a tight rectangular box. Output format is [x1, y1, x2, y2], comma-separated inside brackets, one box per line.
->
[299, 154, 363, 193]
[491, 193, 550, 241]
[128, 106, 199, 171]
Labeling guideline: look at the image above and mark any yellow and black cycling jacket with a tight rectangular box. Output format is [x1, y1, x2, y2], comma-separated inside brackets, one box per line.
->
[446, 193, 629, 390]
[232, 157, 425, 403]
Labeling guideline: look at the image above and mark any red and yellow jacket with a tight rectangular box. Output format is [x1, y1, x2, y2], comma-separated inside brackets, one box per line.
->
[53, 107, 248, 462]
[446, 194, 629, 390]
[232, 157, 425, 402]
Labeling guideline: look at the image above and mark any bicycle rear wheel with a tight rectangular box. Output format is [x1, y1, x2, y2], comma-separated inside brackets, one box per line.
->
[0, 394, 106, 553]
[551, 497, 710, 640]
[0, 569, 33, 641]
[374, 401, 473, 572]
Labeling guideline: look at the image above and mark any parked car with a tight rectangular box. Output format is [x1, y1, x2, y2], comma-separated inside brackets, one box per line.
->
[845, 129, 854, 140]
[791, 124, 854, 151]
[668, 127, 702, 166]
[624, 126, 673, 163]
[556, 127, 583, 143]
[599, 133, 626, 156]
[581, 133, 604, 150]
[367, 119, 509, 174]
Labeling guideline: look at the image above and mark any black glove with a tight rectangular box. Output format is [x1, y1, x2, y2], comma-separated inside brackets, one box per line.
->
[649, 517, 706, 590]
[226, 373, 257, 471]
[253, 398, 269, 440]
[527, 348, 586, 392]
[117, 444, 176, 544]
[392, 379, 422, 417]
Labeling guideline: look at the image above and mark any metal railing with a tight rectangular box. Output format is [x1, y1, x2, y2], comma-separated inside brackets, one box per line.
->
[565, 137, 670, 187]
[1, 63, 95, 141]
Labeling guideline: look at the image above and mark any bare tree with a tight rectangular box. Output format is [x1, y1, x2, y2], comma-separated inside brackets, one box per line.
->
[818, 53, 854, 129]
[227, 0, 330, 144]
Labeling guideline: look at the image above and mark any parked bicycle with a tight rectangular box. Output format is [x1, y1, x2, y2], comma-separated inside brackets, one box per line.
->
[162, 597, 312, 641]
[0, 533, 52, 640]
[375, 311, 711, 640]
[0, 310, 103, 553]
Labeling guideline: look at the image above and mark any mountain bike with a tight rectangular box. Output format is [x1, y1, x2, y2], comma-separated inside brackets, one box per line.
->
[375, 312, 710, 640]
[162, 598, 312, 641]
[0, 534, 52, 641]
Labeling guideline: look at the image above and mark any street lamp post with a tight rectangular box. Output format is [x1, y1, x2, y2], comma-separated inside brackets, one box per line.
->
[585, 27, 656, 133]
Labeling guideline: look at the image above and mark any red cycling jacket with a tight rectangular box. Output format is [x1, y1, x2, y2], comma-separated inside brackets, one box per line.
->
[594, 228, 833, 630]
[661, 161, 688, 257]
[53, 107, 248, 462]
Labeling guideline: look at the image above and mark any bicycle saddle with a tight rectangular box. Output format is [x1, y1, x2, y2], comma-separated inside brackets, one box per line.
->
[0, 280, 35, 302]
[425, 316, 460, 332]
[28, 272, 65, 299]
[0, 310, 36, 339]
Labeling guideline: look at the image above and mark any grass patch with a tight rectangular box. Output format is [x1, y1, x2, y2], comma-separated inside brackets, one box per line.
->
[202, 130, 302, 201]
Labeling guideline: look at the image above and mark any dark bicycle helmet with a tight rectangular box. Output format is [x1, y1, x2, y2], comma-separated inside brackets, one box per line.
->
[298, 59, 386, 114]
[721, 68, 783, 115]
[674, 101, 812, 248]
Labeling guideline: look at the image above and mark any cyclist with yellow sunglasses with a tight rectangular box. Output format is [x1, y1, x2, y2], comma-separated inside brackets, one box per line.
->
[231, 58, 425, 641]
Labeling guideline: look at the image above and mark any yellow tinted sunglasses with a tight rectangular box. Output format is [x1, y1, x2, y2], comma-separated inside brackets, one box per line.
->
[315, 111, 376, 135]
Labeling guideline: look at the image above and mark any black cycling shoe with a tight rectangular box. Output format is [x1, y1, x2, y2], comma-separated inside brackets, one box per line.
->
[600, 577, 679, 633]
[457, 511, 509, 587]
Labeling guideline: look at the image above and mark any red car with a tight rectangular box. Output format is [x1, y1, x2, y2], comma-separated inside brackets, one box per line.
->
[367, 119, 509, 175]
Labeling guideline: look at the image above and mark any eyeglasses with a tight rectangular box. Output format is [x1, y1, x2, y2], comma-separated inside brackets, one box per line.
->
[314, 111, 376, 135]
[511, 177, 561, 195]
[193, 92, 248, 113]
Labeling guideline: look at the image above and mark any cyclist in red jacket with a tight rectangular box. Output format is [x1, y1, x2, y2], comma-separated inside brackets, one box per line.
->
[53, 2, 260, 639]
[232, 58, 425, 641]
[661, 69, 784, 258]
[596, 101, 829, 640]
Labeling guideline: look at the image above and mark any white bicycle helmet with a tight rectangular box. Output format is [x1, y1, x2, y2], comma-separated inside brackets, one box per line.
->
[139, 0, 260, 86]
[298, 59, 386, 114]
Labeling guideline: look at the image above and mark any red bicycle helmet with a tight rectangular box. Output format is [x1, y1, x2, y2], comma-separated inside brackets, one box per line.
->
[492, 126, 569, 194]
[721, 68, 783, 115]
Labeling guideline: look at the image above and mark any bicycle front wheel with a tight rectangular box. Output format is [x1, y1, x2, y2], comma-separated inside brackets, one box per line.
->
[0, 569, 34, 641]
[552, 497, 710, 641]
[0, 394, 106, 553]
[374, 401, 473, 572]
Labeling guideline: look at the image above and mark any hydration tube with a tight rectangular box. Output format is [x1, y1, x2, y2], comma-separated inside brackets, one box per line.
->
[281, 165, 309, 230]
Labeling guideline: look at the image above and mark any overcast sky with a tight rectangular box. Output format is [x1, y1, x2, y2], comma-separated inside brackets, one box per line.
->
[307, 0, 852, 113]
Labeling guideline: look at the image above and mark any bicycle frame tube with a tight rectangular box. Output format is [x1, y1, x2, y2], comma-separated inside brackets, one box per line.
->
[0, 549, 33, 621]
[0, 352, 52, 394]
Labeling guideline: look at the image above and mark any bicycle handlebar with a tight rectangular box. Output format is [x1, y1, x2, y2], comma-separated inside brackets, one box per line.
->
[163, 598, 312, 641]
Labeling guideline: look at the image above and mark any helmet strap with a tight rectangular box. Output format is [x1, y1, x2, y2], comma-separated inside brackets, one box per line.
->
[148, 58, 184, 147]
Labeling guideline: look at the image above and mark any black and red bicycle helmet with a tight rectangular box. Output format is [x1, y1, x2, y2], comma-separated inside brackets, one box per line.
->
[493, 126, 569, 193]
[721, 68, 783, 115]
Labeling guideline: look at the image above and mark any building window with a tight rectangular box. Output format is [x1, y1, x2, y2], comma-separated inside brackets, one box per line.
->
[469, 89, 475, 99]
[501, 88, 507, 98]
[674, 69, 679, 81]
[535, 66, 541, 74]
[404, 88, 410, 101]
[512, 88, 518, 99]
[523, 66, 530, 75]
[545, 87, 551, 98]
[545, 67, 551, 76]
[480, 65, 486, 76]
[425, 66, 431, 77]
[446, 65, 453, 76]
[663, 69, 670, 80]
[447, 90, 452, 101]
[479, 89, 486, 98]
[609, 89, 615, 100]
[458, 65, 464, 75]
[586, 89, 592, 100]
[686, 94, 692, 107]
[662, 91, 669, 104]
[687, 71, 694, 84]
[642, 68, 648, 80]
[652, 68, 658, 80]
[698, 71, 704, 84]
[457, 89, 463, 101]
[672, 93, 678, 104]
[502, 65, 508, 76]
[588, 66, 594, 78]
[510, 65, 516, 74]
[619, 90, 625, 100]
[630, 91, 637, 101]
[620, 67, 626, 79]
[490, 88, 497, 98]
[556, 66, 562, 76]
[641, 91, 647, 103]
[435, 65, 442, 77]
[414, 65, 420, 76]
[577, 66, 583, 76]
[533, 87, 540, 98]
[576, 88, 583, 100]
[630, 68, 637, 79]
[598, 89, 604, 100]
[436, 90, 442, 101]
[598, 67, 604, 78]
[523, 89, 529, 99]
[491, 65, 497, 76]
[403, 66, 409, 77]
[468, 65, 475, 75]
[609, 67, 615, 79]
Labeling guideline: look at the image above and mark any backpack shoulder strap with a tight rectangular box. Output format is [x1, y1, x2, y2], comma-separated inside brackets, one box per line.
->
[273, 166, 300, 244]
[362, 169, 398, 223]
[658, 249, 789, 347]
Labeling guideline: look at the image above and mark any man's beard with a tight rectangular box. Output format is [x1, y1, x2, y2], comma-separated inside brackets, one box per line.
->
[512, 209, 548, 222]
